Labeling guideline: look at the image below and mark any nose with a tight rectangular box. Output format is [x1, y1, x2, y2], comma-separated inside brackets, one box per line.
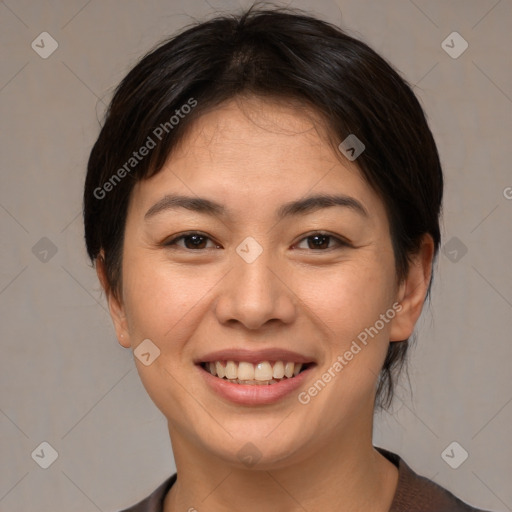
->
[214, 242, 296, 330]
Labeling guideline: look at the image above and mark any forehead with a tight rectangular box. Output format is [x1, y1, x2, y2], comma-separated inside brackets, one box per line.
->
[129, 96, 386, 224]
[174, 96, 340, 168]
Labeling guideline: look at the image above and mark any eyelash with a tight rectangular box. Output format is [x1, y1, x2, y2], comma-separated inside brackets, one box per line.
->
[162, 231, 351, 251]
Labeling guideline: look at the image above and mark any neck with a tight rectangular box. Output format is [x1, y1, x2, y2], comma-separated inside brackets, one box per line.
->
[163, 417, 398, 512]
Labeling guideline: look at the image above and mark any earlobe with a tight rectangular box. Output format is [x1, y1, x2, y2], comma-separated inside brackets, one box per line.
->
[389, 235, 435, 342]
[95, 252, 131, 349]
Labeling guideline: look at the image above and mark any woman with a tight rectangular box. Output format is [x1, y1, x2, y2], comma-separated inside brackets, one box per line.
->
[83, 6, 492, 512]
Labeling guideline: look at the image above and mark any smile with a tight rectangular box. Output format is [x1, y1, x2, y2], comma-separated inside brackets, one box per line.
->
[200, 360, 310, 385]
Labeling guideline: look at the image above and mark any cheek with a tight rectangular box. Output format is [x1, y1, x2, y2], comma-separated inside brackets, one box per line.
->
[121, 251, 220, 348]
[120, 255, 211, 411]
[301, 255, 396, 333]
[298, 261, 397, 413]
[303, 253, 397, 399]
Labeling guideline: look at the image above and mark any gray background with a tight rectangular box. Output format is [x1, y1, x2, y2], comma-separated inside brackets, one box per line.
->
[1, 0, 511, 511]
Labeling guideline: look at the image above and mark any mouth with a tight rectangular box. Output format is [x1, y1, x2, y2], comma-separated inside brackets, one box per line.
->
[198, 360, 314, 385]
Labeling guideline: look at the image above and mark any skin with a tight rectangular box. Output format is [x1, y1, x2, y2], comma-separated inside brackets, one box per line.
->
[97, 96, 434, 512]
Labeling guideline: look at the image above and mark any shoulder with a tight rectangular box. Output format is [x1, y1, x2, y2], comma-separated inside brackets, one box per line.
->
[376, 447, 493, 512]
[118, 474, 177, 512]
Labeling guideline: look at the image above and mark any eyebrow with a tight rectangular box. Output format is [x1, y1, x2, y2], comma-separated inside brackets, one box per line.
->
[144, 193, 368, 221]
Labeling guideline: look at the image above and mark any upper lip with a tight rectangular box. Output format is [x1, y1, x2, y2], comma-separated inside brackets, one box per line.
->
[195, 348, 315, 365]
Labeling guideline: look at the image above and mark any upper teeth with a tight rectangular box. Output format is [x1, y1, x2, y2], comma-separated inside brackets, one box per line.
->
[206, 361, 303, 381]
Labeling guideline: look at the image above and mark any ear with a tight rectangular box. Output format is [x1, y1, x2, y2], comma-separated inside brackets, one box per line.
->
[389, 234, 435, 342]
[96, 251, 131, 349]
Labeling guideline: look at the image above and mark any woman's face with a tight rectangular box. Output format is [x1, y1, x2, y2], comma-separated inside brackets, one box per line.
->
[105, 97, 425, 468]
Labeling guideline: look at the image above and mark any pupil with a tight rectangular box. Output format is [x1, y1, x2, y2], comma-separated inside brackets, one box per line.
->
[310, 235, 328, 249]
[187, 235, 205, 249]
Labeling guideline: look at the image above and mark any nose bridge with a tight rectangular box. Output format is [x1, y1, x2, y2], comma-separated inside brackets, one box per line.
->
[215, 235, 295, 329]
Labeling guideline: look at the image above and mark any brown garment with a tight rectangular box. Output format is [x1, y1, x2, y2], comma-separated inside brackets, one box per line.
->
[119, 447, 492, 512]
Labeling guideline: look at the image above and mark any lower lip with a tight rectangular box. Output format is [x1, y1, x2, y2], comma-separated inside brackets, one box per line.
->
[197, 364, 315, 405]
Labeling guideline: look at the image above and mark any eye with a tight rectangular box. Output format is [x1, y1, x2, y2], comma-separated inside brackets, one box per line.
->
[162, 231, 350, 251]
[294, 232, 349, 251]
[163, 231, 220, 250]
